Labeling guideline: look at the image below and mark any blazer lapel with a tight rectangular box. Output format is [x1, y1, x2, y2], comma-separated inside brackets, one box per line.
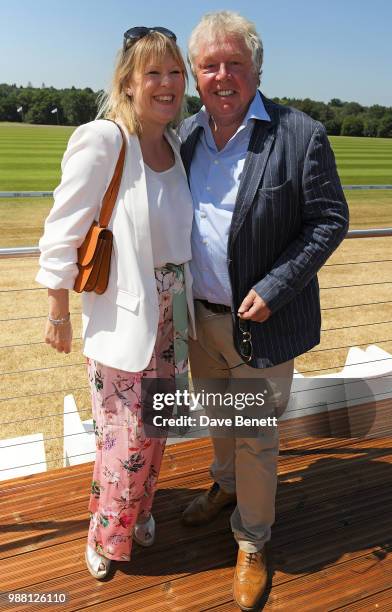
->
[180, 125, 202, 178]
[228, 110, 277, 254]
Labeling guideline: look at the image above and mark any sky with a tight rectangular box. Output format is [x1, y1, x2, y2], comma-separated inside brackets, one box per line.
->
[0, 0, 391, 107]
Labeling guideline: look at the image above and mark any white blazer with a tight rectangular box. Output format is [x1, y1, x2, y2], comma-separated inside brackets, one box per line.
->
[36, 119, 195, 372]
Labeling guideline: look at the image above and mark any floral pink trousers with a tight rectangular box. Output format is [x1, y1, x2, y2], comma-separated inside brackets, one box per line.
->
[86, 265, 188, 561]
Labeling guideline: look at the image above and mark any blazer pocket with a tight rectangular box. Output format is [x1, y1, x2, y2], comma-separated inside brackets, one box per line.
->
[258, 178, 292, 196]
[115, 289, 140, 312]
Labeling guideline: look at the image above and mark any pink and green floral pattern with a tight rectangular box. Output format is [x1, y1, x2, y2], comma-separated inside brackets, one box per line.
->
[87, 265, 187, 561]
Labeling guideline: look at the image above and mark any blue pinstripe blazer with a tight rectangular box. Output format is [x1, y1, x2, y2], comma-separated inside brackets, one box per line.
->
[180, 93, 349, 368]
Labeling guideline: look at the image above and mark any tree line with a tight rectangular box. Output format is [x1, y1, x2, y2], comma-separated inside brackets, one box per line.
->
[0, 83, 202, 127]
[1, 83, 391, 137]
[272, 96, 392, 138]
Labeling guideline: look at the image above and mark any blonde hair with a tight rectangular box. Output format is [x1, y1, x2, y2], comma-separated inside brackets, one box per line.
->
[188, 11, 263, 84]
[97, 31, 187, 136]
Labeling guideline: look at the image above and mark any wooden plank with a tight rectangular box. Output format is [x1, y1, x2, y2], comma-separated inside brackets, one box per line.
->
[2, 437, 392, 559]
[0, 438, 211, 495]
[1, 422, 389, 512]
[0, 534, 237, 611]
[264, 551, 392, 611]
[1, 431, 392, 610]
[334, 587, 392, 611]
[5, 446, 392, 531]
[2, 497, 391, 604]
[1, 459, 391, 561]
[2, 458, 392, 559]
[0, 469, 218, 538]
[8, 542, 391, 612]
[2, 433, 390, 513]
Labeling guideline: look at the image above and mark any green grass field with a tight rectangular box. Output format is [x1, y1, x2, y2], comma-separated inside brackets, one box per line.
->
[1, 122, 392, 189]
[329, 135, 392, 185]
[0, 122, 74, 190]
[0, 122, 391, 248]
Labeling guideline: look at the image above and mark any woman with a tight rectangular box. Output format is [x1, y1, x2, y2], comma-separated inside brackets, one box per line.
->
[36, 27, 194, 579]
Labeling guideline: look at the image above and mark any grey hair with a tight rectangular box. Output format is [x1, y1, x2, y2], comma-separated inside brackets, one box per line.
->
[188, 11, 263, 83]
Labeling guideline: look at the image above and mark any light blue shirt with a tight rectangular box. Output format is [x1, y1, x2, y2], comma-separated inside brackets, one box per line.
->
[189, 93, 271, 305]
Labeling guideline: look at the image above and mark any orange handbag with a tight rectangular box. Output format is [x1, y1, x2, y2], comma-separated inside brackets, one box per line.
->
[73, 121, 126, 294]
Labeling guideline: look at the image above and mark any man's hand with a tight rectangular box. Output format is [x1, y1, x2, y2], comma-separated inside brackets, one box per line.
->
[45, 319, 73, 354]
[237, 289, 271, 323]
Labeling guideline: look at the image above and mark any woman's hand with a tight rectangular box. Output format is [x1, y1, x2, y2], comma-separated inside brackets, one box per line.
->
[45, 318, 73, 353]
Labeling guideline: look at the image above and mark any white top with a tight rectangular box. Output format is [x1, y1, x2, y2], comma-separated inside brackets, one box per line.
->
[144, 156, 193, 267]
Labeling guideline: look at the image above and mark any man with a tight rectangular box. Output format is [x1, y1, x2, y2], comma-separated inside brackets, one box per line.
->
[180, 11, 349, 611]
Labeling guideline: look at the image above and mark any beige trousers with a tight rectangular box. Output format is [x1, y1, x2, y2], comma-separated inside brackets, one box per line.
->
[190, 300, 294, 553]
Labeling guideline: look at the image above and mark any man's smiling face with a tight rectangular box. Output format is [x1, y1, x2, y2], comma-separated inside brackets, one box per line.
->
[194, 35, 259, 130]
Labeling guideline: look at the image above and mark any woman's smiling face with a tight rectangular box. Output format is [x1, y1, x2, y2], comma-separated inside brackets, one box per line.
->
[127, 51, 185, 130]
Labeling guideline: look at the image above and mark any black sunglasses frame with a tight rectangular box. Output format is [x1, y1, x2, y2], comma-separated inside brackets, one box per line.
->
[238, 318, 253, 363]
[123, 26, 177, 52]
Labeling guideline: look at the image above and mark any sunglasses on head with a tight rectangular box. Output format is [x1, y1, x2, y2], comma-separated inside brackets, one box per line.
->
[123, 26, 177, 52]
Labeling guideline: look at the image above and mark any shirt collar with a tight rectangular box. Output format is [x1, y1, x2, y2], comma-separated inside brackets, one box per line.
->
[194, 91, 271, 131]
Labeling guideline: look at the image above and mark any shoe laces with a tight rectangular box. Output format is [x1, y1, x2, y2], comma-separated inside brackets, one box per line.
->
[244, 552, 259, 567]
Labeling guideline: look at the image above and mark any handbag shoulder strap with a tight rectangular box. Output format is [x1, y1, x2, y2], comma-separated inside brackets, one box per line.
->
[98, 120, 127, 228]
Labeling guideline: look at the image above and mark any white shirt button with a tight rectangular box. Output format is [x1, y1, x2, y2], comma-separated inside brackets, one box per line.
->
[200, 211, 206, 218]
[202, 239, 208, 245]
[206, 186, 211, 191]
[214, 160, 219, 165]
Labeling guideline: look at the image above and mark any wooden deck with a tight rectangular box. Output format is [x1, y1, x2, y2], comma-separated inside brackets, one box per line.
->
[1, 399, 392, 611]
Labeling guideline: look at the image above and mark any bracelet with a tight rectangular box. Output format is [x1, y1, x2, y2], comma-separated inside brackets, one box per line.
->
[48, 313, 70, 326]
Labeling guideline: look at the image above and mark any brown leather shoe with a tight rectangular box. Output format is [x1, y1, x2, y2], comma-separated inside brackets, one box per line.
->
[233, 548, 268, 611]
[182, 482, 236, 526]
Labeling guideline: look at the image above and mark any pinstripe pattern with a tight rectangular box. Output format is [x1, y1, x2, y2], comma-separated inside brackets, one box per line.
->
[181, 93, 349, 368]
